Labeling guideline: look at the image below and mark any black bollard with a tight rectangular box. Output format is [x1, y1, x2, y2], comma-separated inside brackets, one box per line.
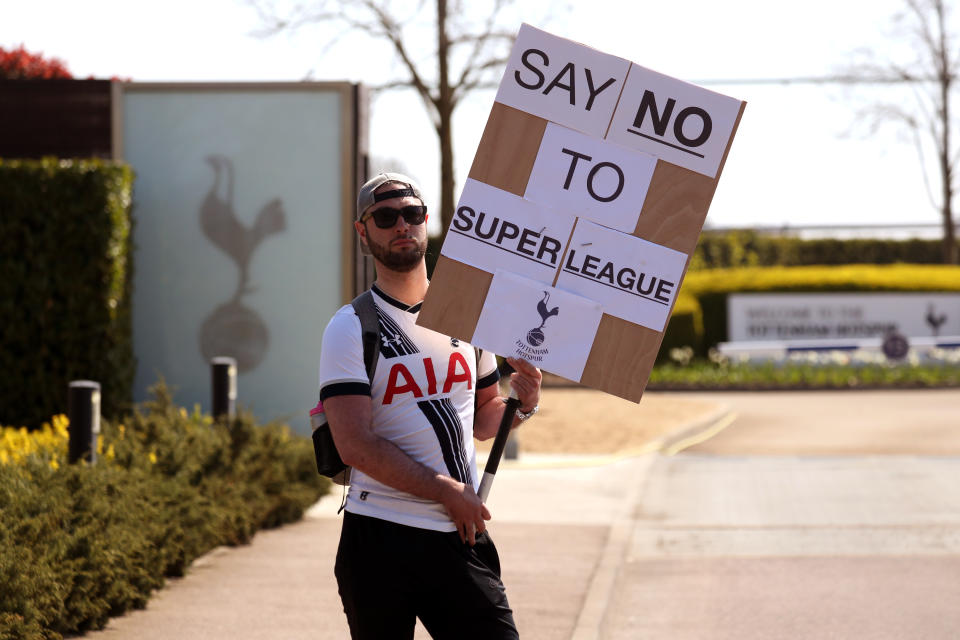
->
[68, 380, 101, 464]
[211, 357, 237, 420]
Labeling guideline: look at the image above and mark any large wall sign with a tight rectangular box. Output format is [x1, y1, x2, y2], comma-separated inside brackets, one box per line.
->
[524, 122, 657, 233]
[116, 82, 363, 432]
[420, 25, 745, 402]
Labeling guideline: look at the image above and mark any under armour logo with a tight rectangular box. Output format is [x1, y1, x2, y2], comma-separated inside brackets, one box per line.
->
[380, 335, 400, 347]
[450, 338, 460, 347]
[359, 491, 369, 501]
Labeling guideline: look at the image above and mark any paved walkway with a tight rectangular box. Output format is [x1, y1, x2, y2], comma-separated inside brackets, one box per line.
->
[85, 389, 960, 639]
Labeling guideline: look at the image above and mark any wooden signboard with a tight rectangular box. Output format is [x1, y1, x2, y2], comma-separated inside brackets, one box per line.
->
[418, 24, 745, 402]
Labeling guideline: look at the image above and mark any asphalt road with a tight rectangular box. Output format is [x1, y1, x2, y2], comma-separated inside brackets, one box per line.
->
[600, 389, 960, 639]
[679, 389, 960, 456]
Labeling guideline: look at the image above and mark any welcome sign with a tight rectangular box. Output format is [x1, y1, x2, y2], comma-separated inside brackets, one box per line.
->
[419, 24, 745, 401]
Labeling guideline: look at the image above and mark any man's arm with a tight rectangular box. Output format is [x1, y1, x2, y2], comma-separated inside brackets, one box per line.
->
[324, 394, 490, 545]
[474, 357, 542, 441]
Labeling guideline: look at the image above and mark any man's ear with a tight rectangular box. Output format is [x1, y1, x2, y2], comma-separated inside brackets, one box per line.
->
[354, 220, 367, 246]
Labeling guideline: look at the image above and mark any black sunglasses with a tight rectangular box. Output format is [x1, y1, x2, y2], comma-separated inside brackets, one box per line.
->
[362, 204, 427, 229]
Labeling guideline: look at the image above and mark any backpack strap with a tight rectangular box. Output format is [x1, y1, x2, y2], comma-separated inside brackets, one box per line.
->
[351, 289, 381, 381]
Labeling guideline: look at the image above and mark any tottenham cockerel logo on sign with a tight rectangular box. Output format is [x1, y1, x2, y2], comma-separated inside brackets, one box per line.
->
[471, 270, 602, 382]
[526, 292, 560, 347]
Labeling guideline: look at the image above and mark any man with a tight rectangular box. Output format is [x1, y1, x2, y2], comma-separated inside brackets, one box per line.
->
[318, 172, 542, 639]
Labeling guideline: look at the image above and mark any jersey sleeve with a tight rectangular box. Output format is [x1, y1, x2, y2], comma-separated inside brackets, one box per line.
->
[476, 349, 500, 390]
[318, 305, 370, 401]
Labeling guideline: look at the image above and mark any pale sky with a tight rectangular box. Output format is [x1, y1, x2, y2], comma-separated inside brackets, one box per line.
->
[4, 0, 945, 236]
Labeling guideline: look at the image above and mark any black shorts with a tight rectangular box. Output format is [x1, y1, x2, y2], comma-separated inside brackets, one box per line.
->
[334, 511, 519, 640]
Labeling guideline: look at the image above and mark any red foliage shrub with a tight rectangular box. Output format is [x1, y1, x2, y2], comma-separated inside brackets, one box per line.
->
[0, 44, 72, 79]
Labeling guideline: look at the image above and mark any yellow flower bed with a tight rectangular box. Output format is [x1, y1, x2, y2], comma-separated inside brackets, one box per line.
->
[0, 414, 69, 468]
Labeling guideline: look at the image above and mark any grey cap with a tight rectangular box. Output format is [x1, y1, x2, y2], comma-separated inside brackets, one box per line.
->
[356, 172, 424, 219]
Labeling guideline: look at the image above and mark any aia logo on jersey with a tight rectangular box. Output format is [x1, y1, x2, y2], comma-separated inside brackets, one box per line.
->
[382, 352, 472, 404]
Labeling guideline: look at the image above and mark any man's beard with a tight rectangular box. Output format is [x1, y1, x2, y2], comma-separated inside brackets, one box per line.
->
[366, 233, 427, 273]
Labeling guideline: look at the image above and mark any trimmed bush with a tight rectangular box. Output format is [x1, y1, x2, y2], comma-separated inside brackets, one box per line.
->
[649, 351, 960, 390]
[0, 384, 328, 640]
[0, 158, 135, 429]
[657, 294, 702, 361]
[691, 230, 946, 270]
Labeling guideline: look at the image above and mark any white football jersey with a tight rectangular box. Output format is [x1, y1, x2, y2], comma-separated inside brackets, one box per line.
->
[318, 285, 500, 531]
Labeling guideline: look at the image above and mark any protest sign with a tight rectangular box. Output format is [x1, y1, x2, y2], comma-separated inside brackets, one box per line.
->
[419, 23, 745, 402]
[473, 270, 603, 382]
[441, 178, 576, 284]
[524, 122, 657, 233]
[557, 219, 688, 332]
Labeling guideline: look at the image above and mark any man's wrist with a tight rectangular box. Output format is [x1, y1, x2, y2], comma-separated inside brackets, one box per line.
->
[514, 404, 538, 422]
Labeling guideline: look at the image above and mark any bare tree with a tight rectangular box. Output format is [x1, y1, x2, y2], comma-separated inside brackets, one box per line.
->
[844, 0, 959, 264]
[250, 0, 527, 236]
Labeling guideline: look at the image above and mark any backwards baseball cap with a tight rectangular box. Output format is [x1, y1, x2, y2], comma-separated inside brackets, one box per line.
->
[357, 172, 424, 220]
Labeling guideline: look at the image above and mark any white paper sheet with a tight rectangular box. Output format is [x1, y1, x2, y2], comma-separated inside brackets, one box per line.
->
[440, 179, 576, 284]
[472, 270, 603, 382]
[555, 219, 688, 332]
[605, 63, 741, 178]
[495, 23, 631, 138]
[524, 122, 657, 233]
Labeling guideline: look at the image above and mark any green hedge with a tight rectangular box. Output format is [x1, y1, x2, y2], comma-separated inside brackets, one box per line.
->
[0, 158, 135, 429]
[649, 357, 960, 390]
[656, 294, 702, 361]
[672, 264, 960, 353]
[691, 230, 946, 270]
[0, 384, 329, 640]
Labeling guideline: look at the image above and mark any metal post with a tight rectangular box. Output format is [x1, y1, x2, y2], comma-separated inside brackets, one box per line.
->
[68, 380, 101, 464]
[211, 357, 237, 420]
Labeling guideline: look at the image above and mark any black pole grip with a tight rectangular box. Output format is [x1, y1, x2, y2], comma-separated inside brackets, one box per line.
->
[483, 396, 521, 478]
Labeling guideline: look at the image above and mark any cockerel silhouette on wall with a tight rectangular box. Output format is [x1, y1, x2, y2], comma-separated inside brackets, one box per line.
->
[201, 154, 286, 298]
[199, 155, 286, 372]
[925, 303, 947, 337]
